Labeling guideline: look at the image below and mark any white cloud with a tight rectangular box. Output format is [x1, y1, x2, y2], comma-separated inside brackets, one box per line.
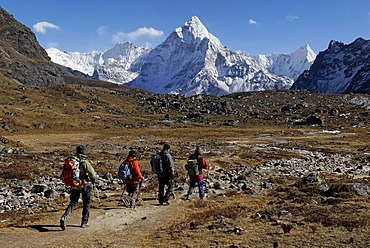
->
[33, 21, 60, 34]
[248, 19, 257, 25]
[287, 15, 299, 22]
[97, 26, 108, 36]
[112, 27, 164, 43]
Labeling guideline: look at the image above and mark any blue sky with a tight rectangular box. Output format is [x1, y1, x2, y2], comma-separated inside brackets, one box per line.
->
[1, 0, 370, 55]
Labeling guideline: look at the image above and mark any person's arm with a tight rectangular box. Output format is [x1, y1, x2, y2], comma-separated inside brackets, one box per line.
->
[167, 154, 175, 177]
[83, 160, 97, 180]
[133, 161, 144, 180]
[201, 157, 210, 170]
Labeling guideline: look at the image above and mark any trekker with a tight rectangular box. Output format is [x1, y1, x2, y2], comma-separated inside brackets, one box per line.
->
[185, 146, 210, 200]
[157, 143, 175, 205]
[60, 145, 97, 230]
[122, 150, 144, 208]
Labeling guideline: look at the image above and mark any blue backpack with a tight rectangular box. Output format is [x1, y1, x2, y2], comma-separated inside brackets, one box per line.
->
[118, 161, 132, 180]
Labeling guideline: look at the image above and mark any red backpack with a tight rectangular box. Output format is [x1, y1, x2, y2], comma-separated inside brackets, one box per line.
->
[61, 157, 83, 186]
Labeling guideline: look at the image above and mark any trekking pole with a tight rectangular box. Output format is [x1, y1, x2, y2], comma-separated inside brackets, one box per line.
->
[204, 168, 210, 193]
[121, 183, 129, 206]
[133, 179, 143, 209]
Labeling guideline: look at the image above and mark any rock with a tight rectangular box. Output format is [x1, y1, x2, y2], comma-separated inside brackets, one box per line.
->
[31, 184, 48, 194]
[44, 189, 57, 199]
[352, 183, 370, 196]
[302, 172, 321, 184]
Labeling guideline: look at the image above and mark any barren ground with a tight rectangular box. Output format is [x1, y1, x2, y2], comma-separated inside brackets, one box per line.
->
[0, 83, 369, 247]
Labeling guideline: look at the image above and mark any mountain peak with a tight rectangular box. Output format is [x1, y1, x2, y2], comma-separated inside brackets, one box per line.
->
[186, 16, 205, 29]
[173, 15, 221, 47]
[294, 44, 316, 63]
[292, 37, 370, 94]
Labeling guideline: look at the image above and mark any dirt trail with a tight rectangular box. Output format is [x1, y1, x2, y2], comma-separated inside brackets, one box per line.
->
[0, 197, 186, 248]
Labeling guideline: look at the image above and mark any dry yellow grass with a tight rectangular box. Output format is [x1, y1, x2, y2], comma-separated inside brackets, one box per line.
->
[0, 82, 369, 247]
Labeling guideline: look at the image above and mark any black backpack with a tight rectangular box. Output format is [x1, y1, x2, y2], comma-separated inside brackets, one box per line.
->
[150, 154, 163, 174]
[151, 153, 170, 175]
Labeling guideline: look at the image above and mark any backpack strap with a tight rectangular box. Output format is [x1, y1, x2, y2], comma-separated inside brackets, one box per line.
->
[127, 158, 136, 178]
[196, 156, 203, 172]
[78, 158, 90, 182]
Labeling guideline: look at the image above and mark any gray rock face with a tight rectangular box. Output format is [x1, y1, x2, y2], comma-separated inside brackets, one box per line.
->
[0, 7, 65, 86]
[291, 38, 370, 94]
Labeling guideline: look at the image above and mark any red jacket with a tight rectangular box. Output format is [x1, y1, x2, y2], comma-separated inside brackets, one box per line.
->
[124, 156, 144, 185]
[198, 157, 210, 179]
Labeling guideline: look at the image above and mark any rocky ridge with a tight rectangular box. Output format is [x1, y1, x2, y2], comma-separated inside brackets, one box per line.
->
[0, 8, 64, 86]
[292, 37, 370, 94]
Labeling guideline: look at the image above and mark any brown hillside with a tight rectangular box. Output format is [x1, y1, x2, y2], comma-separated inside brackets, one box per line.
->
[0, 7, 64, 86]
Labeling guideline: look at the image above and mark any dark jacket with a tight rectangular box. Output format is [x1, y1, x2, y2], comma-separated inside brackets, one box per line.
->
[158, 149, 175, 178]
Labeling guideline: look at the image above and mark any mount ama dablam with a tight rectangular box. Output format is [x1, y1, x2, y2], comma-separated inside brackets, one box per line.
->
[47, 16, 318, 96]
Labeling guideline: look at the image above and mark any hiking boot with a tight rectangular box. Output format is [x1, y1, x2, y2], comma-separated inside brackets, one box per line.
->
[185, 194, 191, 201]
[200, 193, 207, 200]
[81, 222, 90, 228]
[60, 218, 66, 231]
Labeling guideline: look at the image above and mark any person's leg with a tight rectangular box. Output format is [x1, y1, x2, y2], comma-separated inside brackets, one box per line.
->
[61, 189, 80, 219]
[130, 183, 140, 208]
[158, 177, 165, 204]
[60, 189, 80, 230]
[81, 184, 92, 226]
[186, 177, 196, 199]
[121, 184, 132, 207]
[198, 178, 205, 199]
[163, 177, 174, 203]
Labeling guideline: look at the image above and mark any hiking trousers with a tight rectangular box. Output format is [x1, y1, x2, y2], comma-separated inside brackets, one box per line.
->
[61, 183, 92, 224]
[124, 183, 140, 206]
[187, 176, 205, 199]
[158, 176, 173, 204]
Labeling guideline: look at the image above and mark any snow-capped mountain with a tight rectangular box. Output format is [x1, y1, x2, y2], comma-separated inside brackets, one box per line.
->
[255, 44, 316, 80]
[93, 42, 149, 83]
[47, 16, 316, 96]
[291, 37, 370, 93]
[46, 47, 103, 76]
[46, 42, 149, 83]
[129, 16, 315, 96]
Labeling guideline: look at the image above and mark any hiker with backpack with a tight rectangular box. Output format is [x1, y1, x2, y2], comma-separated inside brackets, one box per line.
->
[60, 145, 97, 230]
[119, 150, 144, 208]
[185, 146, 210, 200]
[156, 143, 175, 205]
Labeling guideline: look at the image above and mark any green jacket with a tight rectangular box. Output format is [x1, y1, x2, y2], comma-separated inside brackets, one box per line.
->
[72, 153, 97, 190]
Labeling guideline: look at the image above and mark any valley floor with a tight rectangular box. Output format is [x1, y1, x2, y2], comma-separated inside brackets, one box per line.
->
[0, 123, 369, 247]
